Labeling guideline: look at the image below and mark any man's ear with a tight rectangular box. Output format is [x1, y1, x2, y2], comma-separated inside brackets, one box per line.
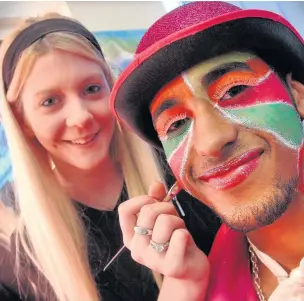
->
[287, 73, 304, 117]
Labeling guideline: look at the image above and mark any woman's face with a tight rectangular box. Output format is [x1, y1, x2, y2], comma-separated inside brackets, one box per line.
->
[20, 49, 115, 171]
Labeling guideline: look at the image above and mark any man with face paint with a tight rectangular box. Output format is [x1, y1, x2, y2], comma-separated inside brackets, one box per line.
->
[111, 2, 304, 300]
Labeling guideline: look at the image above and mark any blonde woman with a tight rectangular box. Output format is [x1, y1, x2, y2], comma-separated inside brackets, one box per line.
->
[0, 13, 168, 301]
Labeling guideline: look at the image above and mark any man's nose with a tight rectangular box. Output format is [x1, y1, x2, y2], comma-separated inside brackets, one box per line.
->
[192, 104, 238, 158]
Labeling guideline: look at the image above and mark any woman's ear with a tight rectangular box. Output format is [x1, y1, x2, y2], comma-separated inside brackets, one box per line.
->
[287, 73, 304, 117]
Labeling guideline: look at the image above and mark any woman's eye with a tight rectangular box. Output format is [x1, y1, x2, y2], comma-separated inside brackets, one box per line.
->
[85, 84, 101, 94]
[167, 118, 190, 134]
[221, 85, 248, 101]
[41, 97, 57, 107]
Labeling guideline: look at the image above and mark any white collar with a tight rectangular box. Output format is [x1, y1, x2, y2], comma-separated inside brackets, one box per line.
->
[248, 239, 289, 283]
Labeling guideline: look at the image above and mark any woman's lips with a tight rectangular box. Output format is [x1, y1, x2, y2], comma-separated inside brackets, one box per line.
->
[198, 149, 263, 190]
[64, 129, 101, 146]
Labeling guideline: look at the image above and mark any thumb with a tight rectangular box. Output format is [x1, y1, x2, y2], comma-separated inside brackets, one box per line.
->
[148, 181, 167, 201]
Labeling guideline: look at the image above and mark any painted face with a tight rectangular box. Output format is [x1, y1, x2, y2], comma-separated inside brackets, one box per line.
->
[150, 52, 303, 232]
[21, 50, 115, 171]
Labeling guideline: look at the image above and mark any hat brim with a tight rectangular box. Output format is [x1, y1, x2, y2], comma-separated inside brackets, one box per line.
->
[111, 9, 304, 148]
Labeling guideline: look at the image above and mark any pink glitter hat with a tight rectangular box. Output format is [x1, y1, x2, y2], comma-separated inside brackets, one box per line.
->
[111, 1, 304, 147]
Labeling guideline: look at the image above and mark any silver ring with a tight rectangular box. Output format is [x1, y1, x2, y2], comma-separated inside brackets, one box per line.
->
[150, 239, 170, 253]
[134, 226, 153, 236]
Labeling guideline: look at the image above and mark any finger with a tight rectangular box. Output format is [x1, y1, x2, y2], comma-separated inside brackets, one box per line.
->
[286, 73, 292, 86]
[130, 204, 180, 264]
[118, 196, 156, 248]
[130, 215, 185, 270]
[166, 229, 191, 260]
[152, 214, 185, 244]
[148, 181, 167, 201]
[290, 79, 304, 94]
[136, 202, 178, 230]
[163, 229, 192, 278]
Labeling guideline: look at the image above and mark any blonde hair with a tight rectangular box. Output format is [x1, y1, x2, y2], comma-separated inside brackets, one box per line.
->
[0, 13, 164, 301]
[0, 201, 17, 241]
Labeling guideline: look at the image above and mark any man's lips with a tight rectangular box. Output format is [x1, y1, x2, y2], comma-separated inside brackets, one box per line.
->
[198, 149, 263, 190]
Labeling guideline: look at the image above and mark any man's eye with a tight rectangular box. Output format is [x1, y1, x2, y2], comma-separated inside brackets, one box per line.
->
[167, 118, 190, 134]
[221, 85, 248, 101]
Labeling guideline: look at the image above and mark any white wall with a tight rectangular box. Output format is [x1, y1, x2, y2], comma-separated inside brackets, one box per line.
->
[66, 1, 166, 31]
[226, 1, 304, 37]
[67, 1, 304, 36]
[0, 1, 303, 39]
[0, 1, 167, 39]
[0, 1, 71, 39]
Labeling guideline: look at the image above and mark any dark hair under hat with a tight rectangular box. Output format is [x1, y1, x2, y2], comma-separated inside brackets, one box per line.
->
[110, 1, 304, 149]
[2, 18, 104, 94]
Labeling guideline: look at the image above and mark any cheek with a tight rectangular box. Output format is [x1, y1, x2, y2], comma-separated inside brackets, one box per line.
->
[98, 109, 115, 139]
[92, 100, 114, 128]
[93, 105, 116, 150]
[224, 104, 303, 150]
[22, 108, 59, 145]
[105, 117, 116, 143]
[271, 139, 301, 189]
[221, 74, 303, 149]
[161, 121, 193, 185]
[30, 116, 61, 147]
[298, 145, 304, 193]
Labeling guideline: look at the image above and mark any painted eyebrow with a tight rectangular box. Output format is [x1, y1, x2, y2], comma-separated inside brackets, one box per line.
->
[151, 99, 178, 121]
[203, 62, 251, 86]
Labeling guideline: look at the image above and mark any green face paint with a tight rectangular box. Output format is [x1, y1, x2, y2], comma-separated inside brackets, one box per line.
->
[224, 102, 302, 149]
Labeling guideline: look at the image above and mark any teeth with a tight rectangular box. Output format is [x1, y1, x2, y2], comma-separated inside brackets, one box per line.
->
[71, 135, 94, 145]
